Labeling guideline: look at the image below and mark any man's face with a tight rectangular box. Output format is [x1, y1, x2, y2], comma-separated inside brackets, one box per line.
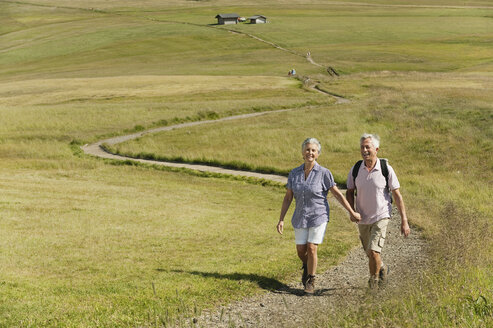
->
[360, 138, 378, 161]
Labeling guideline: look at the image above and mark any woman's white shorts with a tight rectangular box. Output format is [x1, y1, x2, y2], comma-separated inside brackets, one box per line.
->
[294, 221, 328, 245]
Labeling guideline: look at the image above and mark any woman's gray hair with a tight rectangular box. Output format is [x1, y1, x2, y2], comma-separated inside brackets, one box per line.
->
[301, 138, 322, 154]
[360, 133, 380, 148]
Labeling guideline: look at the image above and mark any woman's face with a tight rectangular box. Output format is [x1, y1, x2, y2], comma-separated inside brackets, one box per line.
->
[302, 143, 320, 163]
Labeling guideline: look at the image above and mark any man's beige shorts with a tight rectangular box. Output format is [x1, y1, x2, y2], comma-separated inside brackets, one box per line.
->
[358, 218, 390, 253]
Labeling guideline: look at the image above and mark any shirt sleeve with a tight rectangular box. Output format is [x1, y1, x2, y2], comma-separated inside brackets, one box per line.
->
[387, 165, 400, 191]
[323, 169, 336, 190]
[346, 166, 355, 189]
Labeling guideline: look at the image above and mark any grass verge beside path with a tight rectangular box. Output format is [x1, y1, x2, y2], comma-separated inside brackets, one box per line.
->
[0, 163, 358, 327]
[321, 205, 492, 328]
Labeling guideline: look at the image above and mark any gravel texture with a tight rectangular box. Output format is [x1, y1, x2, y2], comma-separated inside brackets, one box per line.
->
[189, 210, 427, 328]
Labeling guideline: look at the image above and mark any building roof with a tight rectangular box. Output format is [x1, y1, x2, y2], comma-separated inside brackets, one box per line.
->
[215, 13, 240, 19]
[249, 15, 267, 19]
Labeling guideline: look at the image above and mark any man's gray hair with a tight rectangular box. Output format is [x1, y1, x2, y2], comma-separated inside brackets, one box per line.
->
[360, 133, 380, 148]
[302, 137, 322, 154]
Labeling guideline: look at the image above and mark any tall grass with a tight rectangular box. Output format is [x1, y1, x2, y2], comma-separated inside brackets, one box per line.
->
[321, 203, 492, 328]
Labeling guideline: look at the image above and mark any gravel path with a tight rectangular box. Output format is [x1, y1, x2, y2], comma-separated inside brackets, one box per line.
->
[82, 109, 294, 184]
[190, 209, 427, 327]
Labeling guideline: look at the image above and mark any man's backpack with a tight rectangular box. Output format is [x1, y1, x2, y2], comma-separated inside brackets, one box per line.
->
[351, 158, 392, 202]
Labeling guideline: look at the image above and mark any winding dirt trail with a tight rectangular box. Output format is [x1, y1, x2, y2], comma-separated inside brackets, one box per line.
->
[81, 104, 427, 328]
[82, 109, 292, 184]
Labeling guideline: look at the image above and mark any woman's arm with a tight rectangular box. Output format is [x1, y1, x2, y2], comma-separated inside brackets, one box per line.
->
[330, 186, 361, 223]
[277, 189, 294, 235]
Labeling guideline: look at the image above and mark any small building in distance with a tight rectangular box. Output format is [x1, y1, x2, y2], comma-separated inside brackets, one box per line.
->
[215, 13, 240, 25]
[249, 15, 267, 24]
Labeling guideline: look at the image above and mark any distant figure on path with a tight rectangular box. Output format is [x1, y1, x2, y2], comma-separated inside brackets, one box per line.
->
[346, 133, 410, 289]
[277, 138, 361, 294]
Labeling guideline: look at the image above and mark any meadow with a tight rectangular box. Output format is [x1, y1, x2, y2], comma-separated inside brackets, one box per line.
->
[1, 0, 492, 327]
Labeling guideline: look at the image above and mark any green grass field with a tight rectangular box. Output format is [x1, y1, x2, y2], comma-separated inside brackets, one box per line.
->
[1, 0, 492, 327]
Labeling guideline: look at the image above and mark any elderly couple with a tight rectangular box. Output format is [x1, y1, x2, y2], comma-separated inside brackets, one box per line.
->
[277, 134, 410, 294]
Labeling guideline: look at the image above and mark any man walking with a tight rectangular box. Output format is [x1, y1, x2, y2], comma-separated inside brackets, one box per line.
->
[346, 134, 410, 288]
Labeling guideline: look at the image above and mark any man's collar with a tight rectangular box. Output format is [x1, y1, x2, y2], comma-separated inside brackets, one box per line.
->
[364, 158, 380, 171]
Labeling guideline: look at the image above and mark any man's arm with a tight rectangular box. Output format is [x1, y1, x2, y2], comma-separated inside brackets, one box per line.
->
[392, 188, 410, 237]
[330, 186, 360, 223]
[346, 188, 355, 211]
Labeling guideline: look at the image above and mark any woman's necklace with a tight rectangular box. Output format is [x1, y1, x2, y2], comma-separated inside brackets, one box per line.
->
[304, 165, 313, 179]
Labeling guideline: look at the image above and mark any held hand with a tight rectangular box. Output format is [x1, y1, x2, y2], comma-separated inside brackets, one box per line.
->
[401, 220, 410, 237]
[350, 212, 361, 223]
[277, 220, 284, 235]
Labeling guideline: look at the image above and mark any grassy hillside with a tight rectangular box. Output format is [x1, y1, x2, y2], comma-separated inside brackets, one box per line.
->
[114, 72, 493, 215]
[1, 0, 492, 327]
[3, 1, 492, 79]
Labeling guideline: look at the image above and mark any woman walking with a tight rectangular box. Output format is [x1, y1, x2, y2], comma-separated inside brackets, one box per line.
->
[277, 138, 361, 294]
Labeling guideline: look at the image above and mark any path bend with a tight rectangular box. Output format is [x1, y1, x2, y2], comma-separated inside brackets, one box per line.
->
[82, 109, 294, 184]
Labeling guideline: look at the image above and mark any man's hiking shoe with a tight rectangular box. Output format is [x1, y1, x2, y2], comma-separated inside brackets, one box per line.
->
[301, 263, 308, 287]
[304, 275, 316, 294]
[368, 275, 379, 290]
[379, 264, 389, 286]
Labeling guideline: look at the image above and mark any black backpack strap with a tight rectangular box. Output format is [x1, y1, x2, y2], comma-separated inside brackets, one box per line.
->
[351, 160, 363, 189]
[380, 158, 393, 203]
[380, 158, 390, 192]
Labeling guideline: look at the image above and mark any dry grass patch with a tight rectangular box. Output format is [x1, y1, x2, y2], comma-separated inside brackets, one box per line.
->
[0, 75, 298, 106]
